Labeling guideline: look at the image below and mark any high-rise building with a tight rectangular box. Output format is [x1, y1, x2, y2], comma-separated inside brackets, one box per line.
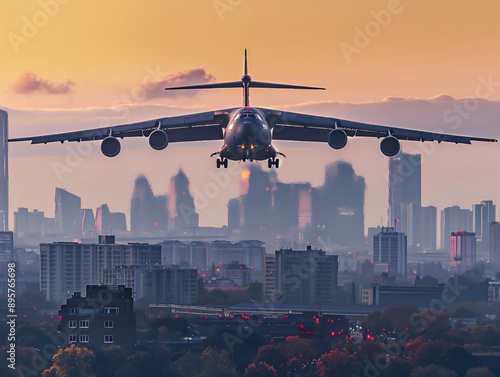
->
[263, 254, 276, 301]
[388, 153, 421, 246]
[95, 204, 127, 235]
[473, 200, 496, 251]
[440, 206, 473, 250]
[14, 208, 45, 238]
[450, 231, 476, 268]
[40, 236, 161, 303]
[169, 170, 199, 229]
[0, 231, 13, 262]
[130, 175, 169, 234]
[490, 222, 500, 266]
[419, 206, 437, 251]
[274, 246, 338, 305]
[373, 227, 407, 277]
[0, 110, 8, 231]
[55, 188, 82, 237]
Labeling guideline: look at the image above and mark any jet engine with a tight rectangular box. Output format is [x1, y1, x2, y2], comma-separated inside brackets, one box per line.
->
[380, 136, 400, 157]
[149, 129, 169, 150]
[101, 136, 121, 157]
[327, 129, 348, 149]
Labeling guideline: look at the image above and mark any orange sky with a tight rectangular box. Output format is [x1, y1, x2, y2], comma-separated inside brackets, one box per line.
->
[1, 0, 500, 236]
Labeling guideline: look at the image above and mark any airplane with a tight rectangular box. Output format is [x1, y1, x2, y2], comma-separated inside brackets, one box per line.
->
[6, 50, 497, 168]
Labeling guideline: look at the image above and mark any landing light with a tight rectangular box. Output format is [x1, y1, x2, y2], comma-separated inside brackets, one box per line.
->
[250, 144, 254, 150]
[241, 144, 245, 150]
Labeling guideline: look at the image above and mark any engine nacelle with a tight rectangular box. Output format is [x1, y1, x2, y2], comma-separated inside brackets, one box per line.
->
[380, 136, 400, 157]
[149, 129, 169, 150]
[328, 129, 348, 149]
[101, 136, 121, 157]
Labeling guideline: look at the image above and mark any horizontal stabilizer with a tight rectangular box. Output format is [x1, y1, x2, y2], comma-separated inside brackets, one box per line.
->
[250, 81, 325, 90]
[165, 81, 242, 90]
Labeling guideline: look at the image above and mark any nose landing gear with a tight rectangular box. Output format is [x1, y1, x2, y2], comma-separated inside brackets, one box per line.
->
[216, 157, 228, 169]
[268, 158, 280, 168]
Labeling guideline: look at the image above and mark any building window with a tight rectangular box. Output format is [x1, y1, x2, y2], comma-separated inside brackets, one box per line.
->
[104, 335, 113, 344]
[69, 308, 76, 314]
[79, 320, 89, 328]
[69, 320, 77, 328]
[69, 335, 76, 343]
[79, 334, 89, 343]
[104, 307, 120, 314]
[104, 320, 114, 328]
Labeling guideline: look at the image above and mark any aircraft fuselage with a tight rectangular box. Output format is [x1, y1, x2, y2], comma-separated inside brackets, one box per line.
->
[219, 107, 275, 161]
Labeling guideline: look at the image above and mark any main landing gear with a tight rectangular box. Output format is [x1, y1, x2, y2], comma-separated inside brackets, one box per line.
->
[268, 158, 280, 168]
[216, 157, 228, 169]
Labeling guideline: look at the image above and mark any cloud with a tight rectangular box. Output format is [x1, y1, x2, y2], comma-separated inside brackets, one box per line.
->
[142, 68, 215, 99]
[12, 72, 75, 95]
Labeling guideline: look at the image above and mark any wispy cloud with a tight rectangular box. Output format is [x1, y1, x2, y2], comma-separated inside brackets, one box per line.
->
[12, 72, 75, 95]
[142, 68, 215, 99]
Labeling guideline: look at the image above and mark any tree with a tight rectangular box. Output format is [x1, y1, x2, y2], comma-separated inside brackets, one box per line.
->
[252, 344, 288, 374]
[114, 345, 172, 377]
[282, 336, 317, 361]
[195, 347, 239, 377]
[465, 367, 494, 377]
[405, 339, 446, 367]
[316, 349, 363, 377]
[41, 345, 96, 377]
[243, 362, 277, 377]
[410, 365, 457, 377]
[384, 357, 412, 377]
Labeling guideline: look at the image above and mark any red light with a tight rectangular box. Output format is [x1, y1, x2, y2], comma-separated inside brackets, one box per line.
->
[331, 332, 335, 336]
[219, 262, 223, 265]
[202, 274, 206, 277]
[58, 315, 62, 320]
[371, 261, 374, 264]
[154, 222, 158, 226]
[265, 187, 269, 191]
[51, 316, 54, 319]
[240, 266, 243, 269]
[308, 188, 312, 192]
[182, 191, 186, 195]
[34, 308, 37, 311]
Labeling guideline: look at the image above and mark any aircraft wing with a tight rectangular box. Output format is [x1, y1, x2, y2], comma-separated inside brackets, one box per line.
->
[258, 108, 497, 144]
[6, 109, 238, 144]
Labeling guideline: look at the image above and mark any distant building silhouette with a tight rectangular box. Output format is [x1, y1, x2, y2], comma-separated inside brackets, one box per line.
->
[14, 208, 45, 238]
[228, 162, 364, 249]
[55, 188, 82, 237]
[373, 227, 407, 277]
[130, 175, 169, 234]
[0, 110, 8, 231]
[440, 206, 473, 251]
[473, 200, 496, 252]
[450, 231, 476, 268]
[388, 153, 421, 249]
[81, 208, 96, 238]
[490, 222, 500, 266]
[169, 169, 199, 229]
[419, 206, 437, 251]
[95, 204, 126, 234]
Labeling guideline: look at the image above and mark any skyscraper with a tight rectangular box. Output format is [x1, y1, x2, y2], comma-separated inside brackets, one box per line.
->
[169, 170, 198, 229]
[490, 222, 500, 266]
[95, 204, 127, 235]
[419, 206, 437, 251]
[450, 231, 476, 268]
[0, 110, 8, 231]
[55, 188, 82, 236]
[440, 206, 473, 251]
[130, 175, 169, 233]
[473, 200, 496, 251]
[0, 231, 13, 262]
[373, 227, 407, 277]
[388, 153, 421, 245]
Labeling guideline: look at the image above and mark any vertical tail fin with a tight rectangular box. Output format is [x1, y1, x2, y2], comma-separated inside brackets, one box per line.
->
[244, 49, 248, 76]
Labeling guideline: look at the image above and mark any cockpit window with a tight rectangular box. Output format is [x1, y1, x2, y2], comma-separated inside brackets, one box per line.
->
[243, 113, 256, 119]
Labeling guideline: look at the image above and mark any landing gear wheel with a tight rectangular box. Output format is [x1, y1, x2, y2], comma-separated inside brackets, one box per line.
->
[275, 159, 280, 168]
[216, 159, 221, 169]
[223, 159, 228, 168]
[268, 159, 272, 168]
